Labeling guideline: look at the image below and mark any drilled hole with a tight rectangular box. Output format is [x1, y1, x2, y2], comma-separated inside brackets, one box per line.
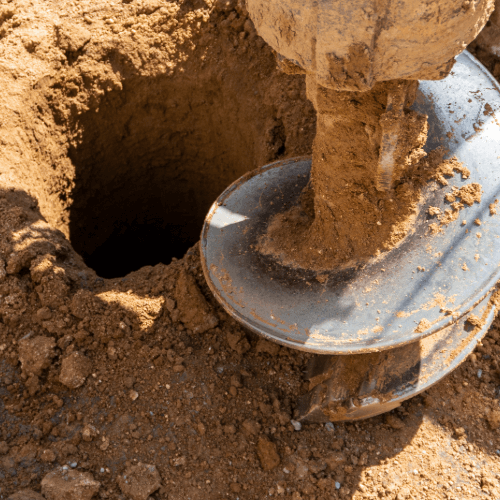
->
[67, 73, 296, 278]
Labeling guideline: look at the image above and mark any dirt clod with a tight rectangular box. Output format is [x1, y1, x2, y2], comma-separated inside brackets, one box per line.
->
[116, 463, 161, 500]
[256, 437, 280, 471]
[41, 468, 100, 500]
[59, 352, 91, 389]
[487, 409, 500, 429]
[55, 22, 91, 53]
[18, 335, 56, 377]
[242, 419, 262, 436]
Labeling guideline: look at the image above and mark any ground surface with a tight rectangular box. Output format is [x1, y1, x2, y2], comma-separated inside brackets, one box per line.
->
[2, 0, 500, 499]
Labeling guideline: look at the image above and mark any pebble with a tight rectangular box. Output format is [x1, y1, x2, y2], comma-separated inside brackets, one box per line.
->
[478, 369, 483, 378]
[290, 419, 302, 431]
[325, 422, 335, 431]
[335, 482, 341, 490]
[18, 335, 56, 377]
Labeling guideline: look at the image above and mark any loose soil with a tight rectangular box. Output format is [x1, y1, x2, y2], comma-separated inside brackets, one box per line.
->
[1, 1, 500, 500]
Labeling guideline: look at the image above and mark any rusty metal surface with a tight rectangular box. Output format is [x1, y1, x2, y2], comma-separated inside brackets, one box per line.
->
[200, 51, 500, 354]
[295, 291, 496, 422]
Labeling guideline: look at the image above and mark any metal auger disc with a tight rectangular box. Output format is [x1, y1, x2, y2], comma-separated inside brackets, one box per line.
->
[200, 52, 500, 357]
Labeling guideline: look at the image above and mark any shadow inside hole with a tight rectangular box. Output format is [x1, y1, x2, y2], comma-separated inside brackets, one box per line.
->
[83, 214, 202, 280]
[66, 73, 284, 279]
[69, 162, 212, 279]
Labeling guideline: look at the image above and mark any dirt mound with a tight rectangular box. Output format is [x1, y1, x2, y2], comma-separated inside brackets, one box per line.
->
[1, 0, 500, 499]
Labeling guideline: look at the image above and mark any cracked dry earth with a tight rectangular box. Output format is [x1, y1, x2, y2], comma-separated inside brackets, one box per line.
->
[2, 0, 500, 499]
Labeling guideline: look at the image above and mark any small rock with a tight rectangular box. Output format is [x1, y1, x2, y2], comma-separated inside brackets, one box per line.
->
[0, 441, 9, 454]
[325, 422, 335, 431]
[129, 390, 139, 401]
[230, 373, 242, 387]
[124, 376, 135, 389]
[41, 468, 100, 500]
[165, 298, 176, 312]
[117, 462, 161, 500]
[99, 437, 110, 451]
[18, 335, 56, 376]
[335, 482, 341, 490]
[295, 460, 309, 479]
[7, 490, 45, 500]
[256, 437, 280, 471]
[290, 419, 302, 431]
[59, 352, 91, 389]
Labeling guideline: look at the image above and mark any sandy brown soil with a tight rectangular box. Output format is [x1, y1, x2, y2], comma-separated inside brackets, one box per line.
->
[1, 0, 500, 499]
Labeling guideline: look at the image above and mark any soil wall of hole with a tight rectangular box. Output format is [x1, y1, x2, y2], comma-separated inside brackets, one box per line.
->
[46, 35, 314, 276]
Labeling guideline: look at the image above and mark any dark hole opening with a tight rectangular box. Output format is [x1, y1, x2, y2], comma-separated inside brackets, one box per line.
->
[66, 69, 296, 279]
[81, 199, 204, 280]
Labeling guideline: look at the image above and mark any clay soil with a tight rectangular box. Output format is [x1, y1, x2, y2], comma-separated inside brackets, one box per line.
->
[1, 0, 500, 499]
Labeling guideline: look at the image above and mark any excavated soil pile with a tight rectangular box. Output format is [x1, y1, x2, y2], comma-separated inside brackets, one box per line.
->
[1, 0, 500, 499]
